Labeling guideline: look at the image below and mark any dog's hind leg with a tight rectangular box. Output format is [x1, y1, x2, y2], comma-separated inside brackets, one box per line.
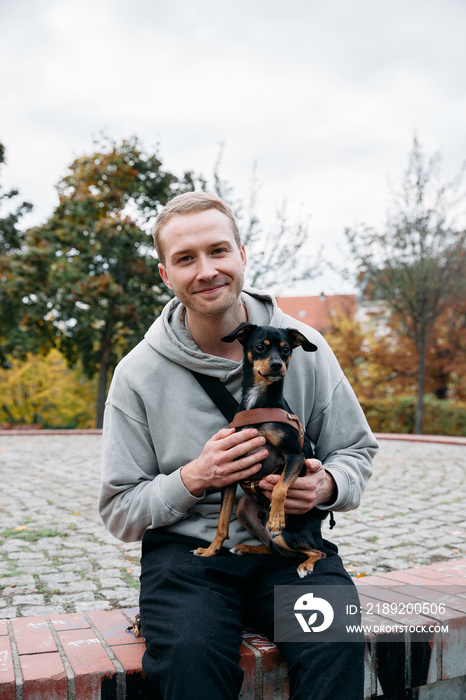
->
[194, 484, 236, 557]
[230, 496, 272, 556]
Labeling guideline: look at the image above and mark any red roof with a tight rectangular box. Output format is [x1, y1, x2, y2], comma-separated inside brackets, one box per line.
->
[276, 294, 356, 332]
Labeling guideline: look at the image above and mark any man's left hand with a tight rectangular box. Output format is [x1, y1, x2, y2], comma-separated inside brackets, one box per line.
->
[258, 459, 336, 514]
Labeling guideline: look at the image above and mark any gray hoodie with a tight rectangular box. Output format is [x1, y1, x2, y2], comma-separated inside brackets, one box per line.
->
[99, 288, 378, 546]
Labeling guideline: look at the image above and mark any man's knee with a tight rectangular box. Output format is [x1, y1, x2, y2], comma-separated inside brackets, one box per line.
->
[143, 633, 244, 700]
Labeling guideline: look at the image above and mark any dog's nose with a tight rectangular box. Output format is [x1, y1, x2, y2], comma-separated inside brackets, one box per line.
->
[270, 360, 283, 373]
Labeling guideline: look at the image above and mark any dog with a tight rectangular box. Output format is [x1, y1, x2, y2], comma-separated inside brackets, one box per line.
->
[194, 323, 330, 577]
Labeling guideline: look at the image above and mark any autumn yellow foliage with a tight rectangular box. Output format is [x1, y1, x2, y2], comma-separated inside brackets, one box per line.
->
[0, 349, 96, 428]
[323, 310, 466, 435]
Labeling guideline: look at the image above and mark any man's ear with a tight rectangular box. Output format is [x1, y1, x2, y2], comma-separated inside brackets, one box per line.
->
[158, 263, 172, 290]
[287, 328, 317, 352]
[221, 323, 257, 345]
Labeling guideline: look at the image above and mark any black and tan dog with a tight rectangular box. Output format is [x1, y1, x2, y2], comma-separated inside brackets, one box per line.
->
[194, 323, 330, 577]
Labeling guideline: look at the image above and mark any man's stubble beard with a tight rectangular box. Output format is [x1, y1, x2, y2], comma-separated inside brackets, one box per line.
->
[181, 273, 244, 318]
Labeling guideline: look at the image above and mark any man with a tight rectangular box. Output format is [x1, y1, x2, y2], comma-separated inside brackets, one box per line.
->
[99, 192, 378, 699]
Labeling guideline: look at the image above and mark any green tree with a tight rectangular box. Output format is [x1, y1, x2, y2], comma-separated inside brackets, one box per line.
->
[0, 143, 33, 253]
[0, 143, 33, 368]
[344, 137, 466, 433]
[15, 138, 183, 427]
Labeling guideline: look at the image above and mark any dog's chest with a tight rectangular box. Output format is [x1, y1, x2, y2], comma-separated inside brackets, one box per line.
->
[244, 385, 264, 410]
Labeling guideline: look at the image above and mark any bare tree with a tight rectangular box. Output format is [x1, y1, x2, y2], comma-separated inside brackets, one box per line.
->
[344, 137, 466, 433]
[211, 146, 321, 294]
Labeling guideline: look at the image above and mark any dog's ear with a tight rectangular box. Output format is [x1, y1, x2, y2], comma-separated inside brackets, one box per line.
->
[287, 328, 317, 352]
[221, 323, 257, 345]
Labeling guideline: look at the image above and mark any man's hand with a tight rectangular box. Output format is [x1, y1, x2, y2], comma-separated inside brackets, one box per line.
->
[180, 428, 268, 497]
[258, 459, 336, 514]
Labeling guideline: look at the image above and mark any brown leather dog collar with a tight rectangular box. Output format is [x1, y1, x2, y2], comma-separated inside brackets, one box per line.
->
[230, 408, 305, 448]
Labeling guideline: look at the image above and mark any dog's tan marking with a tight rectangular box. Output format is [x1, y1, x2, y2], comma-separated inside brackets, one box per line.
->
[261, 426, 284, 447]
[270, 533, 292, 551]
[253, 359, 285, 384]
[253, 363, 272, 385]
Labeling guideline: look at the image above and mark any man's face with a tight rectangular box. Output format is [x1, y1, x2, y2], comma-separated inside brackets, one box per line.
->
[158, 208, 247, 318]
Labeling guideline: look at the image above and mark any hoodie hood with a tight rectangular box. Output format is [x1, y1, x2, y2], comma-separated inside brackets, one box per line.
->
[144, 287, 281, 379]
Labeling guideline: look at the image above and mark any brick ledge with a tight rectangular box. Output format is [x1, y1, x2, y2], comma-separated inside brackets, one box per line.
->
[1, 429, 465, 447]
[1, 559, 466, 699]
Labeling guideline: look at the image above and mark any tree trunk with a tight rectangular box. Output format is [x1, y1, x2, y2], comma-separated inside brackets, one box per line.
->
[414, 336, 427, 434]
[95, 321, 114, 429]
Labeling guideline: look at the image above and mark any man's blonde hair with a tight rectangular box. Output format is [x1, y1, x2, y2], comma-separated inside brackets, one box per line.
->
[153, 192, 241, 264]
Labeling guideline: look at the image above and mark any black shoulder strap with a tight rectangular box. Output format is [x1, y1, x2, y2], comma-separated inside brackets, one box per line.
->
[190, 371, 239, 423]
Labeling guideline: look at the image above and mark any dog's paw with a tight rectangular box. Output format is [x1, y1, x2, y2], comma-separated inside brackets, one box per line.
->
[193, 545, 219, 557]
[267, 506, 285, 536]
[297, 563, 314, 578]
[230, 545, 244, 556]
[297, 552, 327, 577]
[267, 519, 285, 538]
[231, 544, 270, 555]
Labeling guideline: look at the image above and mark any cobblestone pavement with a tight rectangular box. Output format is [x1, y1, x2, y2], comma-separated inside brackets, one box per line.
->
[1, 434, 465, 619]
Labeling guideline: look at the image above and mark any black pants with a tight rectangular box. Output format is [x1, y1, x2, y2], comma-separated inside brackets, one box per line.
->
[139, 531, 365, 700]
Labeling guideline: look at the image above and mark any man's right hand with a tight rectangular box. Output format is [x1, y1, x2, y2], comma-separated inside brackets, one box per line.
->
[180, 428, 268, 497]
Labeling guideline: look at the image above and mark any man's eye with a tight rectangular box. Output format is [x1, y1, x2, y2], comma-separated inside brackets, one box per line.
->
[212, 248, 226, 255]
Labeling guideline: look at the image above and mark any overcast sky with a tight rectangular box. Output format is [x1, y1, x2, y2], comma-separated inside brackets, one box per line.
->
[2, 0, 466, 295]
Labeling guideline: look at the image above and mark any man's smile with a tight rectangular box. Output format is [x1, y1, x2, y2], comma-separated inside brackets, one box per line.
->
[193, 282, 229, 295]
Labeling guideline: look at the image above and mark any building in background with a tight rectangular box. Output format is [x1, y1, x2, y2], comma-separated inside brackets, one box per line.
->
[276, 293, 356, 333]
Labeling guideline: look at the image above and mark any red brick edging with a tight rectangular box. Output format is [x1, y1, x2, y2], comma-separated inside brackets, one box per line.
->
[0, 429, 103, 436]
[373, 433, 466, 446]
[0, 607, 288, 700]
[2, 559, 466, 699]
[1, 429, 465, 446]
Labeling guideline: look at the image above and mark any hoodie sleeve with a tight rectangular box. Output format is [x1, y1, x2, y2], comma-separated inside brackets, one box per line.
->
[309, 374, 378, 512]
[302, 332, 378, 513]
[98, 369, 204, 543]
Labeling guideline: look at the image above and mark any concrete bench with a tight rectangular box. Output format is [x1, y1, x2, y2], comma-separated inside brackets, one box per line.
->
[1, 558, 465, 699]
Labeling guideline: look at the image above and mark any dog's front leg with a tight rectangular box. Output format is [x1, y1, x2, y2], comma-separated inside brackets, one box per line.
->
[194, 484, 236, 557]
[267, 454, 304, 537]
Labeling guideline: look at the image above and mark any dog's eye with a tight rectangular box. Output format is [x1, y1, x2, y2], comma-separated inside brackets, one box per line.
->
[281, 346, 291, 357]
[255, 344, 266, 353]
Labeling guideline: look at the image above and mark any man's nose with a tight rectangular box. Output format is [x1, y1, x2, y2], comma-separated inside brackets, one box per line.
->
[196, 254, 218, 279]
